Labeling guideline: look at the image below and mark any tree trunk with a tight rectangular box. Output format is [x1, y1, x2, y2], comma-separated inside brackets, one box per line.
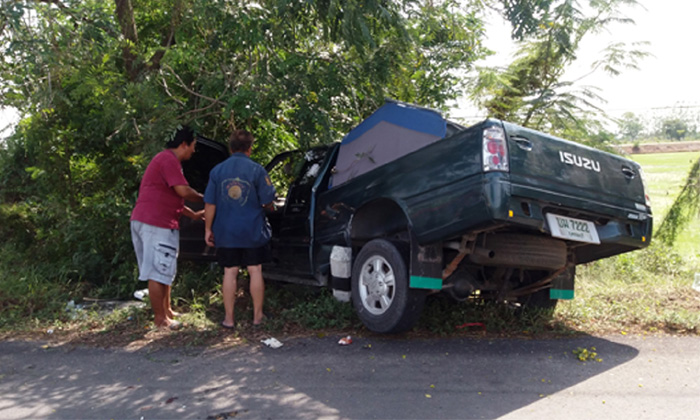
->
[114, 0, 140, 81]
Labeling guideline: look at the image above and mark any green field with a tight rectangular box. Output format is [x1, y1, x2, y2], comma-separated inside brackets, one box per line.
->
[632, 151, 700, 258]
[550, 150, 700, 336]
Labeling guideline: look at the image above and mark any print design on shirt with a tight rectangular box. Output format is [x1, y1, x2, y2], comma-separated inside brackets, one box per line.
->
[223, 177, 252, 206]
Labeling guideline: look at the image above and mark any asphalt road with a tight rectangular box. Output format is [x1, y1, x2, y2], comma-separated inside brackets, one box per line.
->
[1, 334, 698, 419]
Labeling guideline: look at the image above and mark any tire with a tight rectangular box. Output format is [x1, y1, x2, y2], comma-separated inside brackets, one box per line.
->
[520, 288, 558, 311]
[351, 239, 426, 333]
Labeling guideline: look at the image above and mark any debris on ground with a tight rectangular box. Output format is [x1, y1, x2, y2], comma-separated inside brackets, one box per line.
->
[456, 322, 486, 332]
[573, 346, 602, 362]
[133, 288, 149, 301]
[261, 337, 283, 349]
[338, 336, 352, 346]
[65, 300, 86, 320]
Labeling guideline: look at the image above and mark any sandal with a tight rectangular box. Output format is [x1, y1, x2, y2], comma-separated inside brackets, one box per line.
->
[221, 322, 236, 330]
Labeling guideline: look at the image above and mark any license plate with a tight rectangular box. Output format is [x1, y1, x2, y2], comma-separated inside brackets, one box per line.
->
[546, 214, 600, 244]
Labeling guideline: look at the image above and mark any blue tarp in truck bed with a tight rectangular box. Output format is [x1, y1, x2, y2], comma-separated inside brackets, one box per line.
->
[331, 100, 449, 187]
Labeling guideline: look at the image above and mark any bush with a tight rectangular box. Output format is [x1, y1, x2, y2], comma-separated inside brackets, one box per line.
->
[0, 245, 76, 329]
[0, 203, 36, 252]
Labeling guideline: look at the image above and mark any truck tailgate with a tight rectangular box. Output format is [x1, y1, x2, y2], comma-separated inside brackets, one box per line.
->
[502, 121, 648, 214]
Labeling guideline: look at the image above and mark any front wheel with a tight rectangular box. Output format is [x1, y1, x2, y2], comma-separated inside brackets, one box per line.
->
[351, 239, 426, 333]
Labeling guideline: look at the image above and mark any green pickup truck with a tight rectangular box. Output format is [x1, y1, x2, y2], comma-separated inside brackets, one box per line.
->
[181, 100, 652, 333]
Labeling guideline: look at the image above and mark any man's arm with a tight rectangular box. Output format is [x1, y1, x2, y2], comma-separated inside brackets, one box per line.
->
[182, 206, 205, 221]
[258, 169, 277, 211]
[204, 203, 216, 247]
[174, 185, 204, 202]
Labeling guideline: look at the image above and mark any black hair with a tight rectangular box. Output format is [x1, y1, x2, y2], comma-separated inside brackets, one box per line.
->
[229, 129, 254, 153]
[166, 125, 195, 149]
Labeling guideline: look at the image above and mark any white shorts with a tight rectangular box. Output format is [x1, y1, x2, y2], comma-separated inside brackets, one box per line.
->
[131, 220, 179, 286]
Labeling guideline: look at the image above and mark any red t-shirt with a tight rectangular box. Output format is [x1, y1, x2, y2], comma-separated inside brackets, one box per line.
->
[130, 150, 189, 229]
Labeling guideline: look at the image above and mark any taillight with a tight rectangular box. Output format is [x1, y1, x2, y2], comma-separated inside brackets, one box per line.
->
[638, 166, 652, 208]
[483, 126, 508, 172]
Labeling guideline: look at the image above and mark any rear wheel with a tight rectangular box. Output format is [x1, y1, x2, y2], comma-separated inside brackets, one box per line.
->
[351, 239, 426, 333]
[520, 287, 558, 310]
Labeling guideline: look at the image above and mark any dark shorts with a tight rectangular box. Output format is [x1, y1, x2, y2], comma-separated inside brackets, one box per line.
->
[216, 244, 271, 268]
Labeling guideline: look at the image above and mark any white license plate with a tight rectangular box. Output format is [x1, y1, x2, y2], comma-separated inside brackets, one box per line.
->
[546, 214, 600, 244]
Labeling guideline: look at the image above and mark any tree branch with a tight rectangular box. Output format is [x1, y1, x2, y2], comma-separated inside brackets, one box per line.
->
[162, 63, 226, 106]
[159, 74, 185, 106]
[147, 0, 184, 71]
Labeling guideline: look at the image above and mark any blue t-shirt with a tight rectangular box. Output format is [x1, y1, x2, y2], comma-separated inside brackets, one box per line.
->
[204, 153, 276, 248]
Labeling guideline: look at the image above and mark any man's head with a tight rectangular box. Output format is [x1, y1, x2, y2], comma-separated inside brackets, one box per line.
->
[229, 130, 254, 155]
[167, 125, 197, 161]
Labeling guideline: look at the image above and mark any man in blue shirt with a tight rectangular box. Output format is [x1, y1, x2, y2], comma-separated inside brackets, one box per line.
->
[204, 130, 276, 329]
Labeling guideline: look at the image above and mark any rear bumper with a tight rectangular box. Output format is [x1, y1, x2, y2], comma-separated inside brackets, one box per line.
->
[495, 179, 653, 263]
[409, 173, 652, 263]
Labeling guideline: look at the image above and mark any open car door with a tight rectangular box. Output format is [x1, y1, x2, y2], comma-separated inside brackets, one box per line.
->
[179, 135, 228, 260]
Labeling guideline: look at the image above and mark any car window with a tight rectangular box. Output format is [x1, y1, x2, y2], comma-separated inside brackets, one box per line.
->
[286, 148, 329, 208]
[266, 147, 330, 210]
[267, 151, 304, 202]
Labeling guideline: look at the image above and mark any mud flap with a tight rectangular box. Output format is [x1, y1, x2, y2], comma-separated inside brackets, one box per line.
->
[549, 265, 575, 300]
[408, 231, 443, 290]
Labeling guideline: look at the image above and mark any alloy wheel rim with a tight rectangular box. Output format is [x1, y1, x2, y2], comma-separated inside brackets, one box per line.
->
[358, 255, 396, 315]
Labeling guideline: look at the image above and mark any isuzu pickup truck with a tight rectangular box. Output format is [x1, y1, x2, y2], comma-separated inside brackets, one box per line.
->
[180, 100, 653, 333]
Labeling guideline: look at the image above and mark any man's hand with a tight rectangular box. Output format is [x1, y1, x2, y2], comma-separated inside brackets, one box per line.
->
[205, 229, 215, 247]
[182, 206, 205, 221]
[204, 203, 216, 248]
[192, 209, 205, 221]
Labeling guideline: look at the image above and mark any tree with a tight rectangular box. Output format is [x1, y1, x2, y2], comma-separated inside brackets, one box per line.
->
[617, 112, 645, 141]
[470, 0, 648, 145]
[659, 117, 689, 141]
[656, 158, 700, 245]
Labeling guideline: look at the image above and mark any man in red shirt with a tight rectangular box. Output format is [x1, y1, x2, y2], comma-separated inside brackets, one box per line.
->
[130, 126, 204, 330]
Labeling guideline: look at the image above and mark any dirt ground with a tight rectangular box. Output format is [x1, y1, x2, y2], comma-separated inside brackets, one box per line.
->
[616, 141, 700, 154]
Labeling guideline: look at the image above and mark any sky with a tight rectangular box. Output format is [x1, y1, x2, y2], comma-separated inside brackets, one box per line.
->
[451, 0, 700, 124]
[0, 106, 18, 140]
[2, 0, 699, 139]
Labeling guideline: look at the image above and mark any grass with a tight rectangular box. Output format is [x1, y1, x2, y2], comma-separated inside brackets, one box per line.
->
[632, 151, 700, 257]
[632, 152, 700, 218]
[557, 243, 700, 336]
